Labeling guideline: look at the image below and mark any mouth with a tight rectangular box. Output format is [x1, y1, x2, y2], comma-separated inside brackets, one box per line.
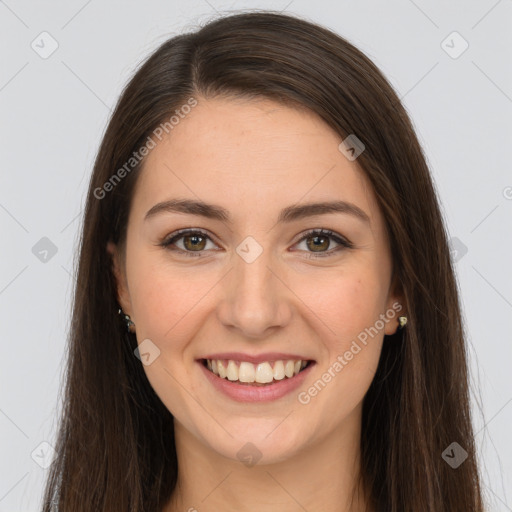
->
[200, 358, 314, 386]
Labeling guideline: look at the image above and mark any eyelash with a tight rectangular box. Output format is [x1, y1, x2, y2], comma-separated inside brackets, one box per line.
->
[159, 228, 353, 259]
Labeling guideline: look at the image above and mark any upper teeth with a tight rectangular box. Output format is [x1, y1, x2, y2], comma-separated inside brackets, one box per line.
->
[206, 359, 308, 383]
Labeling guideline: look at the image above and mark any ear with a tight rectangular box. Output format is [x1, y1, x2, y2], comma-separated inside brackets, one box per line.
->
[384, 273, 407, 336]
[107, 241, 133, 317]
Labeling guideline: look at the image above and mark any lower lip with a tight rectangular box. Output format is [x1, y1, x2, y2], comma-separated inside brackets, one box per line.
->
[198, 360, 315, 403]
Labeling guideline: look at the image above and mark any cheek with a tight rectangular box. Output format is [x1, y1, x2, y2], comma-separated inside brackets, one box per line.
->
[127, 261, 203, 414]
[301, 264, 388, 397]
[126, 253, 193, 341]
[304, 265, 387, 341]
[301, 273, 386, 410]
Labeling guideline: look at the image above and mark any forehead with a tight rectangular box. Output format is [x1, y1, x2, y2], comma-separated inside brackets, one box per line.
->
[132, 96, 380, 229]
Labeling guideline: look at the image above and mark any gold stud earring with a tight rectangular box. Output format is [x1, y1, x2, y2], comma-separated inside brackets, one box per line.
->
[397, 316, 407, 329]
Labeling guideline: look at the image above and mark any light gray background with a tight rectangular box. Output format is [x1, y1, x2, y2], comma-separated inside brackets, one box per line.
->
[1, 0, 511, 510]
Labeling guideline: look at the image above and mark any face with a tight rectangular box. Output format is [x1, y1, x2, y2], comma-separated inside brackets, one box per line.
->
[109, 96, 403, 465]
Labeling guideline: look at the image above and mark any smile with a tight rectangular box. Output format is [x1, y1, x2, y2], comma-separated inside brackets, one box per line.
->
[198, 357, 316, 402]
[203, 358, 311, 385]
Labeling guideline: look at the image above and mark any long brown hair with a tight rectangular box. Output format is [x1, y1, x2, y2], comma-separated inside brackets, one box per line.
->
[42, 10, 486, 511]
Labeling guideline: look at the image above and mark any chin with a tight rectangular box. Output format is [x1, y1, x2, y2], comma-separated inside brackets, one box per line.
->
[203, 421, 307, 467]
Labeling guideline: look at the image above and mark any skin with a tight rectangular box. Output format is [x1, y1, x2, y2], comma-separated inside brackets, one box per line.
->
[108, 96, 405, 512]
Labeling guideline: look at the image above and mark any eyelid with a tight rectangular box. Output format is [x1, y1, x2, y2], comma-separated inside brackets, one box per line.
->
[160, 227, 353, 258]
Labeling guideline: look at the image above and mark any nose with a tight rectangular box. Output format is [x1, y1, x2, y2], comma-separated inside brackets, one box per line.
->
[216, 246, 292, 338]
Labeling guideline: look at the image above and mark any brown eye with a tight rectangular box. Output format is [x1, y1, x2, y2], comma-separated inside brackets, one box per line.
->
[161, 228, 352, 259]
[305, 233, 330, 252]
[182, 233, 207, 251]
[160, 229, 217, 257]
[293, 229, 352, 258]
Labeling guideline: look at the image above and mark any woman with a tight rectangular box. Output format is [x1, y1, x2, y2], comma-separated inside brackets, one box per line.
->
[42, 11, 486, 512]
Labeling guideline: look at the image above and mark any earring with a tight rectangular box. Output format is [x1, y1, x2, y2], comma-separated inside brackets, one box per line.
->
[118, 308, 136, 333]
[397, 316, 408, 329]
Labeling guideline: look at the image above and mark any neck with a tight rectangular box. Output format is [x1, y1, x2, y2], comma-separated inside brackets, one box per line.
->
[164, 406, 371, 512]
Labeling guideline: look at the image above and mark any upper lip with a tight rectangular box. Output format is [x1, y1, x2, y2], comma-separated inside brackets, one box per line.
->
[199, 352, 315, 364]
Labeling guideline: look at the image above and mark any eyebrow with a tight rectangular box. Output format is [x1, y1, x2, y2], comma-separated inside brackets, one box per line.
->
[144, 198, 370, 225]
